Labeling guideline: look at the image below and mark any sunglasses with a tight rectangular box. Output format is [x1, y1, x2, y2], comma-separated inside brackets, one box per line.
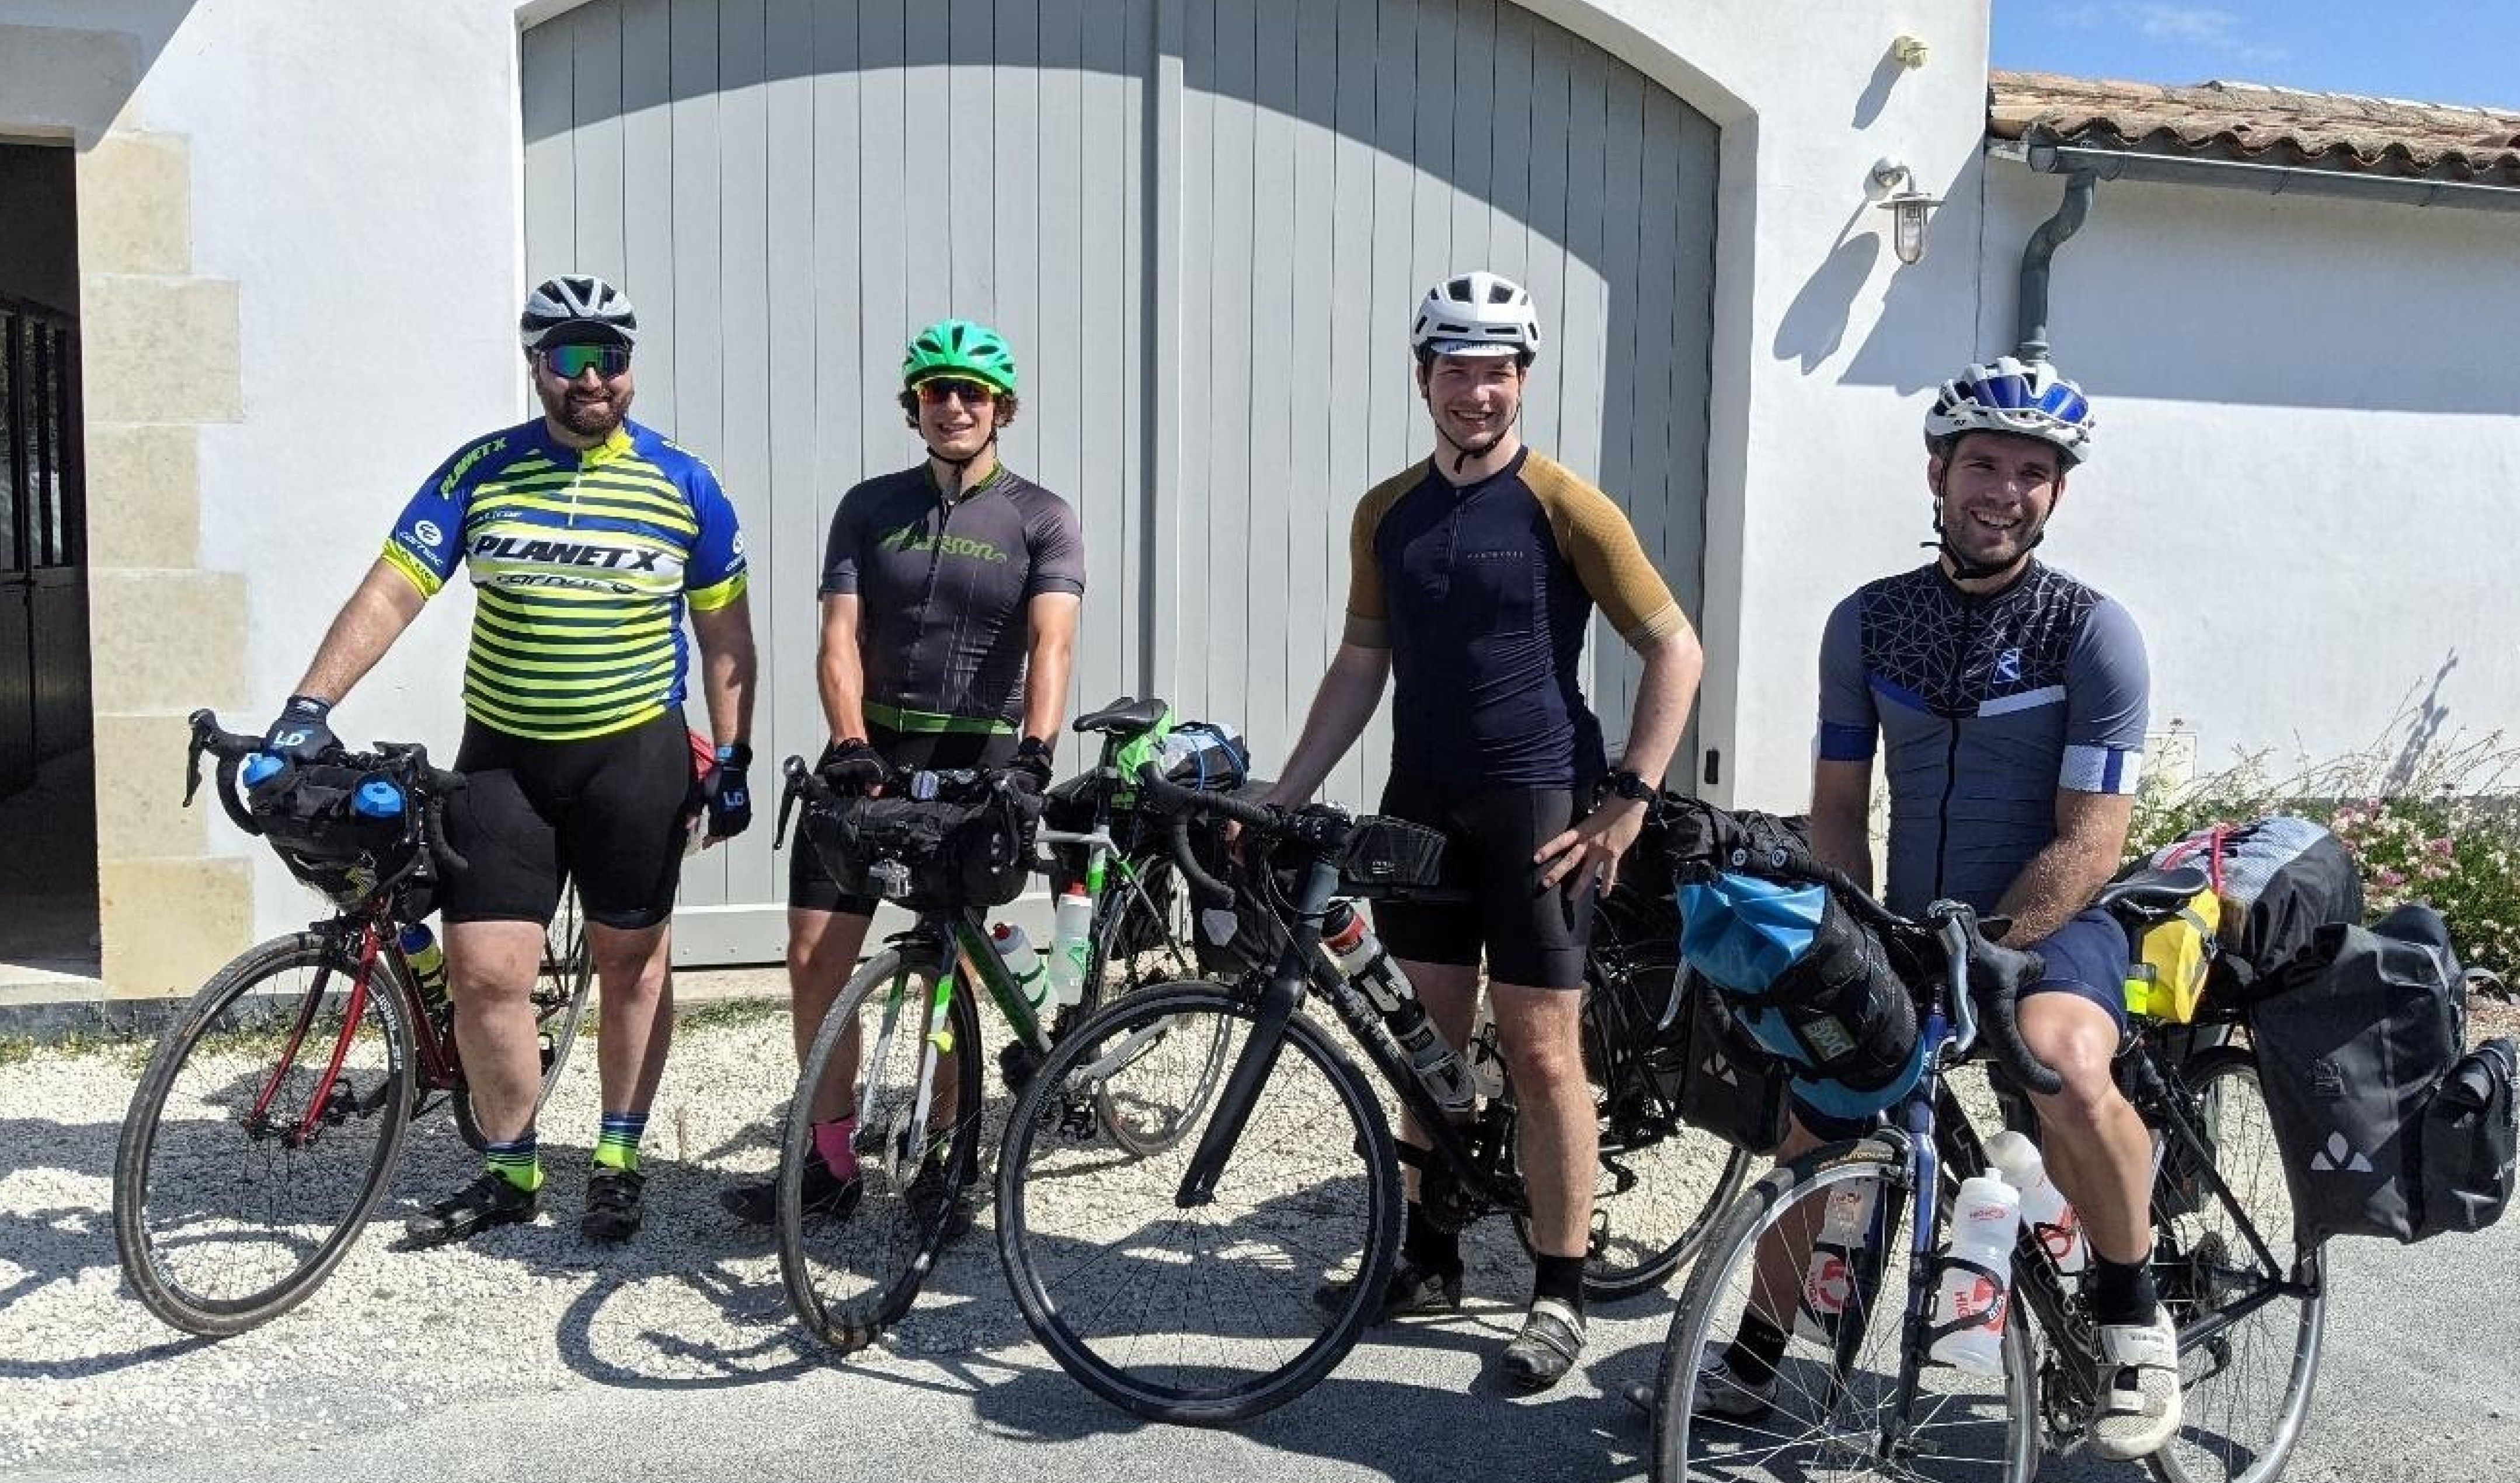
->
[913, 378, 997, 408]
[541, 344, 632, 380]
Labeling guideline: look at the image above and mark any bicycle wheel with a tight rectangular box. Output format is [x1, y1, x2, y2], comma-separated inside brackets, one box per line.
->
[453, 884, 596, 1151]
[2148, 1045, 2327, 1483]
[1081, 859, 1232, 1157]
[778, 944, 984, 1353]
[112, 933, 415, 1337]
[1563, 966, 1757, 1301]
[1653, 1140, 2038, 1483]
[998, 981, 1400, 1425]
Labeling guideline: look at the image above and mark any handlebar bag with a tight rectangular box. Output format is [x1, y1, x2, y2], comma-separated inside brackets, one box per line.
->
[1678, 871, 1924, 1123]
[246, 764, 417, 900]
[803, 788, 1043, 913]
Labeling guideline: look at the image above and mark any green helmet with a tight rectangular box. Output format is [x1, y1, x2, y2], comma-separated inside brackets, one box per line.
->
[902, 318, 1018, 396]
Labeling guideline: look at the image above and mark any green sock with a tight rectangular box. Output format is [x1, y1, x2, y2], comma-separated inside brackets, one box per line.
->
[483, 1133, 544, 1193]
[593, 1110, 648, 1174]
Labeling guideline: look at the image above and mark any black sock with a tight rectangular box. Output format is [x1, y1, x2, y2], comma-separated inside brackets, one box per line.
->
[1726, 1312, 1792, 1388]
[1402, 1200, 1461, 1276]
[1532, 1253, 1586, 1313]
[2091, 1251, 2159, 1328]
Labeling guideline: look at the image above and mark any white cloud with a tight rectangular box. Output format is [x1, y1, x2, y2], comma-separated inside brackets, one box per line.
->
[2126, 4, 2292, 65]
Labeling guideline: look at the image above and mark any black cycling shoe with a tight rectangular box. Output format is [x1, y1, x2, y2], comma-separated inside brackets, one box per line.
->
[718, 1155, 860, 1227]
[1313, 1256, 1465, 1322]
[1499, 1297, 1587, 1392]
[404, 1170, 538, 1248]
[580, 1166, 646, 1243]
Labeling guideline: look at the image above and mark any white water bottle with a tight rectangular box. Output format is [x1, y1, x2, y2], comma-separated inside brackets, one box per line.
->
[1985, 1130, 2087, 1275]
[991, 922, 1049, 1011]
[1929, 1172, 2023, 1375]
[1048, 883, 1094, 1007]
[1795, 1175, 1881, 1344]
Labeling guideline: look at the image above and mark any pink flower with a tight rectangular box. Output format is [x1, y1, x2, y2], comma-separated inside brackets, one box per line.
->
[2431, 838, 2456, 857]
[2376, 868, 2407, 889]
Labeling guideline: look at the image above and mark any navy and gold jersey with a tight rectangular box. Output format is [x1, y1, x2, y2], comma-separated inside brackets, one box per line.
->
[1343, 447, 1683, 787]
[382, 418, 749, 742]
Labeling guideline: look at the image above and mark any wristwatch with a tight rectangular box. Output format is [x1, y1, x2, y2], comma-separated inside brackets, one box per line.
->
[1605, 768, 1655, 802]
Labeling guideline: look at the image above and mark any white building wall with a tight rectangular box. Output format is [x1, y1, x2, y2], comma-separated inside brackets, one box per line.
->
[86, 0, 2001, 939]
[1979, 161, 2520, 783]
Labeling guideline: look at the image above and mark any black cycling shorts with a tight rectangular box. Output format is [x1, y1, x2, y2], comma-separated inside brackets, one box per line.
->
[440, 711, 697, 931]
[788, 722, 1019, 915]
[1369, 772, 1596, 989]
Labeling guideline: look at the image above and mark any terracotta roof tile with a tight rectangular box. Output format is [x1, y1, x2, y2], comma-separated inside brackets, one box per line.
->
[1988, 69, 2520, 185]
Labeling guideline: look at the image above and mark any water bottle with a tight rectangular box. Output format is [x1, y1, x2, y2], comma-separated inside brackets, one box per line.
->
[1985, 1130, 2087, 1275]
[1795, 1174, 1881, 1344]
[991, 922, 1049, 1011]
[1048, 883, 1095, 1007]
[241, 753, 286, 787]
[353, 777, 406, 819]
[1929, 1172, 2023, 1375]
[1463, 993, 1506, 1102]
[399, 922, 451, 1021]
[1321, 903, 1474, 1113]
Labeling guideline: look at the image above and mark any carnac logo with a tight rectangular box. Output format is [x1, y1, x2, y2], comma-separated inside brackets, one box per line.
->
[413, 520, 445, 549]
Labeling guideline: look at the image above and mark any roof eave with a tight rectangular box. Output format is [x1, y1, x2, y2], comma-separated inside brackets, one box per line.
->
[1991, 134, 2520, 214]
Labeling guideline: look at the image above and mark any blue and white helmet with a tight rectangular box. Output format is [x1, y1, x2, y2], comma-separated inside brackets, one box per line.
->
[1923, 356, 2095, 466]
[519, 273, 638, 350]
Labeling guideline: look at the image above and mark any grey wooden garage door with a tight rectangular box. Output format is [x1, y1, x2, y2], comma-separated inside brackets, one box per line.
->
[523, 0, 1718, 963]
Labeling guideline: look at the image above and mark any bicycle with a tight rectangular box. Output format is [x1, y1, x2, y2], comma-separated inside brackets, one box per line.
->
[993, 764, 1757, 1425]
[1645, 837, 2325, 1483]
[111, 711, 595, 1338]
[770, 697, 1237, 1355]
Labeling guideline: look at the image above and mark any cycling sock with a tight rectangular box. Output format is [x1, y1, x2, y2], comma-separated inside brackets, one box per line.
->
[2091, 1249, 2159, 1328]
[1726, 1311, 1792, 1390]
[483, 1133, 544, 1193]
[1532, 1253, 1586, 1313]
[812, 1115, 861, 1181]
[1402, 1200, 1462, 1276]
[593, 1110, 646, 1173]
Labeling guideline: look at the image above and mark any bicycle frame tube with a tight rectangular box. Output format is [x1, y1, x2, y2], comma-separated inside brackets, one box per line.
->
[1171, 856, 1341, 1209]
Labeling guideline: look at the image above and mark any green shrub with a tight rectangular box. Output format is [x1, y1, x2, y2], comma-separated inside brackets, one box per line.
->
[2128, 702, 2520, 973]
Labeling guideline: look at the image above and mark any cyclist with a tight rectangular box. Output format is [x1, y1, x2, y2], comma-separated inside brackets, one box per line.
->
[258, 273, 757, 1247]
[1259, 271, 1704, 1391]
[1684, 356, 2176, 1459]
[718, 318, 1083, 1226]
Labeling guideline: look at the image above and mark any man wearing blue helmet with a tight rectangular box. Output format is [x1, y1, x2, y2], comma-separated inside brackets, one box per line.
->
[1683, 357, 2176, 1460]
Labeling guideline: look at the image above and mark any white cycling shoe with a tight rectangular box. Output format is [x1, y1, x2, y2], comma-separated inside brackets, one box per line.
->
[2090, 1308, 2183, 1460]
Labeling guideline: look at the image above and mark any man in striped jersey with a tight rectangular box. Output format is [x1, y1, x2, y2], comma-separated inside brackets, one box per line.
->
[259, 274, 756, 1247]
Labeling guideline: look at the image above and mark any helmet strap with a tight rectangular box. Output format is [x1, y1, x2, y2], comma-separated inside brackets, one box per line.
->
[926, 428, 999, 499]
[1423, 384, 1523, 476]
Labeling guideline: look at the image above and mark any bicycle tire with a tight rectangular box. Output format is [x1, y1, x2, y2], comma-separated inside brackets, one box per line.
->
[453, 884, 595, 1151]
[2147, 1044, 2328, 1483]
[997, 980, 1400, 1425]
[1652, 1138, 2038, 1483]
[1537, 966, 1757, 1303]
[1081, 860, 1231, 1157]
[778, 944, 984, 1354]
[112, 932, 415, 1338]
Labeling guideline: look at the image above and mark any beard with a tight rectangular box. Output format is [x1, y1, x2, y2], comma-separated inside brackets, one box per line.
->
[540, 381, 631, 440]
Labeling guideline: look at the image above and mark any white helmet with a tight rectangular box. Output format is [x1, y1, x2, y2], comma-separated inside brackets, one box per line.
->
[519, 273, 639, 350]
[1410, 270, 1541, 361]
[1923, 355, 2096, 466]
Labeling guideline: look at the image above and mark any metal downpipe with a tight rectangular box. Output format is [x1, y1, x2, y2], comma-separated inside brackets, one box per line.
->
[2015, 168, 2098, 364]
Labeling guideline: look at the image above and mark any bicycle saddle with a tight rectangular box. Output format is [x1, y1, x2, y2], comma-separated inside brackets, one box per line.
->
[2092, 865, 2212, 922]
[1073, 696, 1170, 737]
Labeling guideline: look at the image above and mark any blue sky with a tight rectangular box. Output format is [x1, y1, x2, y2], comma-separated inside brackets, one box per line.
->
[1991, 1, 2517, 112]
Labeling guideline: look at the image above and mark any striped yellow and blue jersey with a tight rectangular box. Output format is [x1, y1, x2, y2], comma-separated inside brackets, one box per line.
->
[381, 418, 749, 742]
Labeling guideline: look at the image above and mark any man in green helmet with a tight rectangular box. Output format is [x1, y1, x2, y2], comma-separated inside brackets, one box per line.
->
[721, 319, 1084, 1226]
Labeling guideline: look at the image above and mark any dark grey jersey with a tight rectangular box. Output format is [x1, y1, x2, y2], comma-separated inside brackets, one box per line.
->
[820, 464, 1085, 727]
[1816, 561, 2149, 917]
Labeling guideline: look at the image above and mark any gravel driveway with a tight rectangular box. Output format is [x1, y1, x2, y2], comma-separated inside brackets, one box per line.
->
[4, 1010, 2516, 1482]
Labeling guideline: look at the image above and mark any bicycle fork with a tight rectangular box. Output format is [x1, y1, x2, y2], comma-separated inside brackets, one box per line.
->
[246, 923, 385, 1150]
